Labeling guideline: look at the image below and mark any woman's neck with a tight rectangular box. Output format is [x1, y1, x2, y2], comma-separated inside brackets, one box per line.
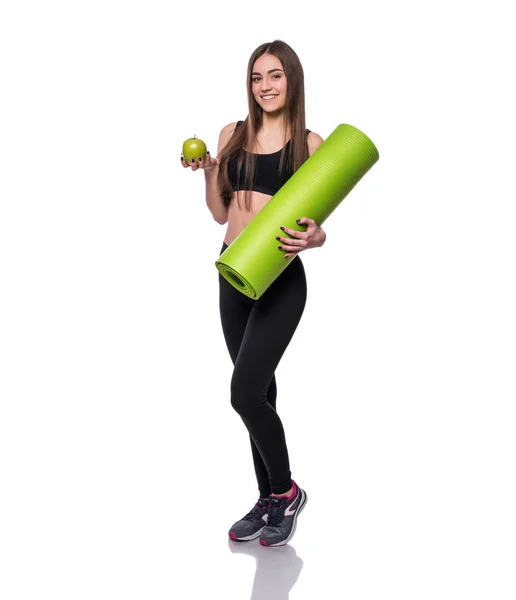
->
[260, 112, 290, 139]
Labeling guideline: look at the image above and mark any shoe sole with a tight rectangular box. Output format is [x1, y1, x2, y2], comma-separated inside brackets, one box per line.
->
[260, 488, 308, 547]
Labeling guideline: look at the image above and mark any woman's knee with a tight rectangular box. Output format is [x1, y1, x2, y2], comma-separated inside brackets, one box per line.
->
[230, 374, 247, 412]
[230, 374, 265, 414]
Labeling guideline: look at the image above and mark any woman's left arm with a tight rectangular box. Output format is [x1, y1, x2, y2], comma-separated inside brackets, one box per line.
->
[277, 131, 326, 258]
[277, 217, 326, 258]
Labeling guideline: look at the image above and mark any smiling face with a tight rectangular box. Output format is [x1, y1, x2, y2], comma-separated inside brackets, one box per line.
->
[251, 53, 287, 113]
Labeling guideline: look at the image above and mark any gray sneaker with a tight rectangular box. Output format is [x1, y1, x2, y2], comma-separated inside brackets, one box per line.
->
[228, 498, 271, 541]
[259, 480, 307, 547]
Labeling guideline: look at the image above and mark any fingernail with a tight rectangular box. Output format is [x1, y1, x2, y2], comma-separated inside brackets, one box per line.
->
[278, 246, 282, 250]
[199, 156, 203, 161]
[276, 236, 280, 240]
[296, 219, 300, 224]
[280, 226, 285, 231]
[191, 158, 195, 163]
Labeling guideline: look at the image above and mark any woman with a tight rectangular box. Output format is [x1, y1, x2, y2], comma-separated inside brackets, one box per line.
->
[181, 40, 326, 547]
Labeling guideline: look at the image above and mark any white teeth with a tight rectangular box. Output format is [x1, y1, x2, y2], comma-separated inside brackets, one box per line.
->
[262, 95, 278, 100]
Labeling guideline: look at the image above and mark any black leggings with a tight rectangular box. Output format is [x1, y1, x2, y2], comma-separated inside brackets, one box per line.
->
[218, 240, 307, 496]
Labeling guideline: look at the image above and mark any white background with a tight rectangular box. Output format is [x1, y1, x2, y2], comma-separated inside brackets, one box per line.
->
[1, 1, 515, 598]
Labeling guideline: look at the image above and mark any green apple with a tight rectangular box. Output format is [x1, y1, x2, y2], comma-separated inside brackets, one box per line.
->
[182, 135, 207, 163]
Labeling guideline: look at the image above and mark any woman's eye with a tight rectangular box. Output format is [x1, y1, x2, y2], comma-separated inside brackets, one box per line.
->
[252, 74, 281, 83]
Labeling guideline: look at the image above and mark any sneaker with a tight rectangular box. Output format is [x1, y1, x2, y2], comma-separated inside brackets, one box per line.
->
[259, 480, 307, 547]
[228, 497, 271, 541]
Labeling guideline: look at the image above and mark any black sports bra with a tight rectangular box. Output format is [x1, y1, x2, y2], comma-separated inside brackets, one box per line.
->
[227, 120, 311, 197]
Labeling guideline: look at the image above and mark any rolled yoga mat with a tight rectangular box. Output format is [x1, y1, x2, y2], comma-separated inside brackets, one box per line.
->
[215, 123, 379, 300]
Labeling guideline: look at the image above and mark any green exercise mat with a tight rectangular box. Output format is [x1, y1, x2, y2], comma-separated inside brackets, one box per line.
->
[215, 123, 379, 299]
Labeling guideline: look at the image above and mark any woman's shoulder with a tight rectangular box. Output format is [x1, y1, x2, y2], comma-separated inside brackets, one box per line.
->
[217, 121, 243, 154]
[307, 130, 324, 156]
[220, 120, 242, 136]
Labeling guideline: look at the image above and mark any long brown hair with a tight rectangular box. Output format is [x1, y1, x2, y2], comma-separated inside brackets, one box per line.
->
[217, 39, 310, 212]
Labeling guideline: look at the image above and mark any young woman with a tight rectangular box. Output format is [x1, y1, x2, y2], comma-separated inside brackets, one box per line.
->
[181, 40, 326, 547]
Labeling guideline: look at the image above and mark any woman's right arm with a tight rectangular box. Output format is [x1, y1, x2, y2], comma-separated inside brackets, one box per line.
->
[205, 122, 238, 225]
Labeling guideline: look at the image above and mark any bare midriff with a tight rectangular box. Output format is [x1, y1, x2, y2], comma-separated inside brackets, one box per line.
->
[222, 130, 293, 245]
[223, 190, 273, 245]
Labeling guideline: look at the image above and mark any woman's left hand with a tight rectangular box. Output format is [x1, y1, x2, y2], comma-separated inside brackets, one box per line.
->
[277, 217, 327, 258]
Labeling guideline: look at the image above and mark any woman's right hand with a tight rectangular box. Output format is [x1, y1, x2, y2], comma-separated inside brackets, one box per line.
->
[181, 150, 217, 172]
